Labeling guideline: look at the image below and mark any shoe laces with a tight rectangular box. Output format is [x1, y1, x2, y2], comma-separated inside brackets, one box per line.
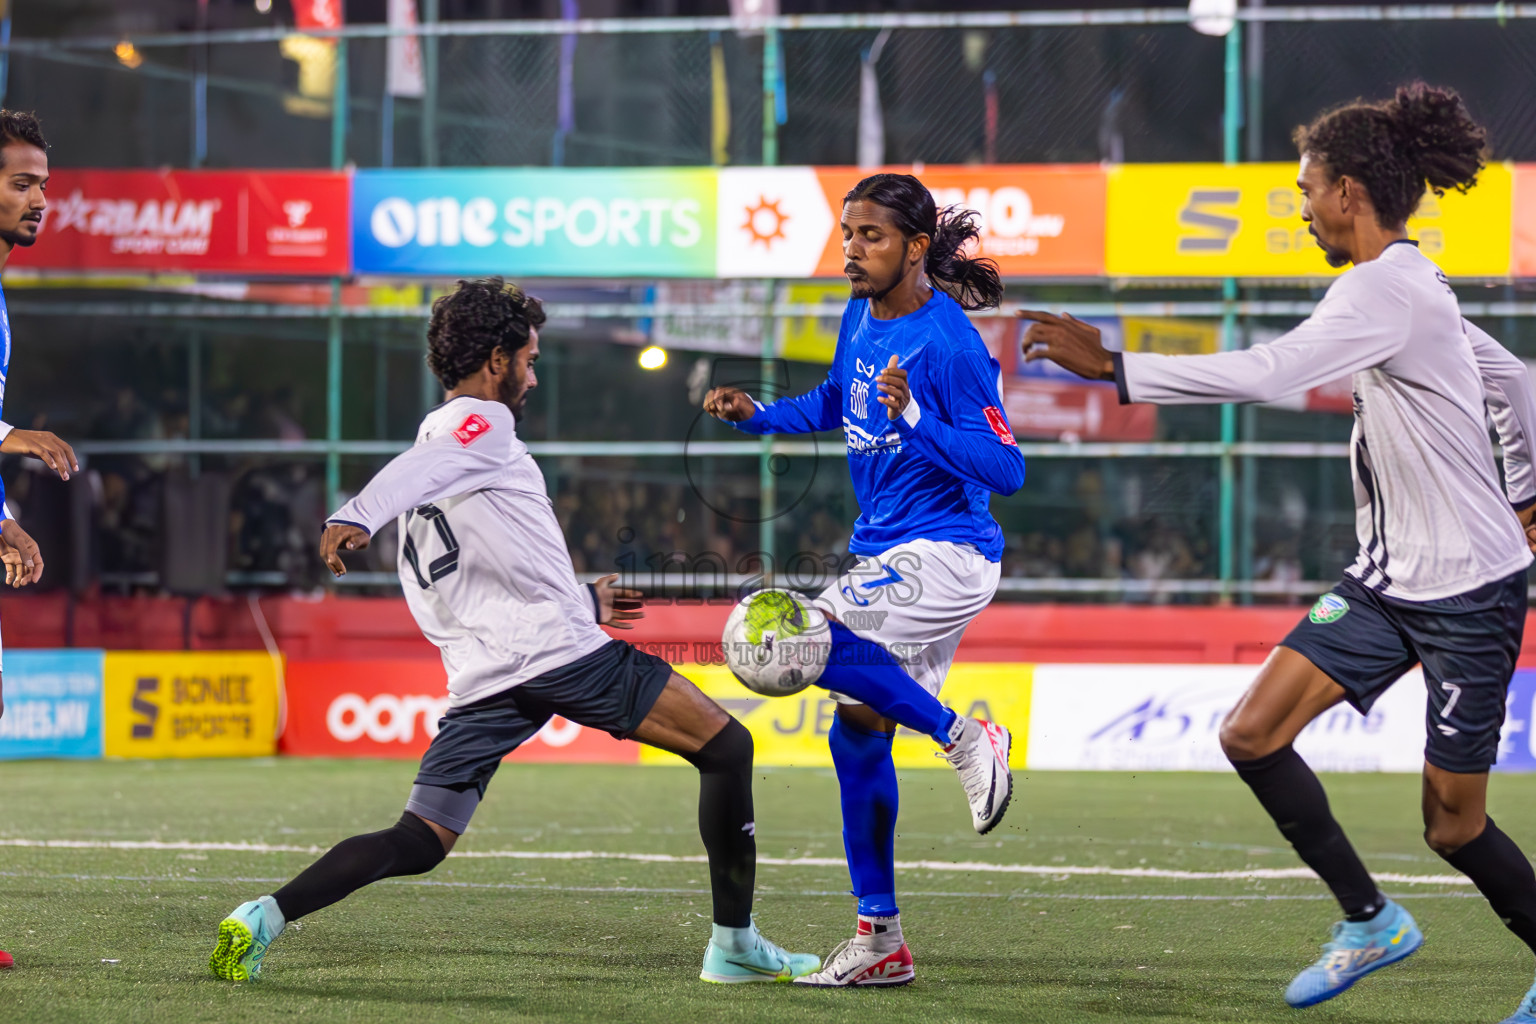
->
[820, 938, 862, 972]
[937, 726, 991, 806]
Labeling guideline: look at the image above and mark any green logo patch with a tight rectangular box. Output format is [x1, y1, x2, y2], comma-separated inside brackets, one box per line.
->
[1309, 594, 1350, 624]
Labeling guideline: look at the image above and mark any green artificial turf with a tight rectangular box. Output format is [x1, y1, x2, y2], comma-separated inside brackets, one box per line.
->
[2, 759, 1534, 1023]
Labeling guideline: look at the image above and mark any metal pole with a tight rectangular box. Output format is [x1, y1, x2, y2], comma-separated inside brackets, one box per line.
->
[331, 37, 349, 169]
[1218, 23, 1243, 601]
[326, 279, 343, 515]
[188, 329, 202, 478]
[192, 0, 208, 167]
[1245, 0, 1264, 161]
[761, 26, 778, 166]
[326, 46, 348, 513]
[758, 280, 778, 578]
[421, 0, 440, 167]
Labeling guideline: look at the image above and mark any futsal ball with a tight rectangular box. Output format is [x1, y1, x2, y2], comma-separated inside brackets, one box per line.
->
[722, 588, 831, 697]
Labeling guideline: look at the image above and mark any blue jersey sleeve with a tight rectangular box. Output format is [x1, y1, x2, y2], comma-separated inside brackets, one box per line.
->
[731, 310, 848, 437]
[894, 345, 1025, 495]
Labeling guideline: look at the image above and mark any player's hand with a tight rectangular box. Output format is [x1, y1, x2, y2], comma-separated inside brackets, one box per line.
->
[1019, 310, 1116, 382]
[1519, 503, 1536, 554]
[703, 387, 757, 423]
[1, 428, 80, 482]
[320, 523, 371, 578]
[876, 355, 909, 420]
[592, 573, 644, 629]
[0, 519, 43, 587]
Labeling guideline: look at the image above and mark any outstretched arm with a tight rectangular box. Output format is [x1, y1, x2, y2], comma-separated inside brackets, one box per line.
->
[704, 374, 843, 436]
[1020, 278, 1407, 406]
[881, 352, 1026, 496]
[1465, 319, 1536, 529]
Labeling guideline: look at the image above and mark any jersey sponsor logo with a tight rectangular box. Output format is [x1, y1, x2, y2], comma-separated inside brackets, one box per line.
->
[854, 357, 881, 378]
[1308, 593, 1350, 624]
[850, 378, 871, 419]
[982, 406, 1018, 446]
[842, 418, 902, 455]
[452, 412, 493, 446]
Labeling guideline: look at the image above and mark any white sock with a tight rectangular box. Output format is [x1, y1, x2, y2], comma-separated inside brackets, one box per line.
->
[856, 913, 903, 953]
[711, 923, 754, 953]
[257, 894, 286, 937]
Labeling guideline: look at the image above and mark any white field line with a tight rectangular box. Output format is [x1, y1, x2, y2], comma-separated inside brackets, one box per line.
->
[0, 837, 1473, 887]
[0, 870, 1488, 902]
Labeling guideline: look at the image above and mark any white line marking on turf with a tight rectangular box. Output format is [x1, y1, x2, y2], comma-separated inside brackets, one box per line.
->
[0, 870, 1487, 902]
[0, 838, 1475, 886]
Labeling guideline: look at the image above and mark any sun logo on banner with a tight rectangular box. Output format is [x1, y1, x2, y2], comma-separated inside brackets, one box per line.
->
[742, 196, 790, 249]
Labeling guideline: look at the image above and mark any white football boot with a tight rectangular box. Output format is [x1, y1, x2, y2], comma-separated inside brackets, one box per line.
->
[794, 916, 914, 988]
[939, 716, 1013, 834]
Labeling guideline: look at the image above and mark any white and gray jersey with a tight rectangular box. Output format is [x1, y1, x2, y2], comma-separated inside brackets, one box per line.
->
[1115, 240, 1536, 602]
[328, 396, 611, 706]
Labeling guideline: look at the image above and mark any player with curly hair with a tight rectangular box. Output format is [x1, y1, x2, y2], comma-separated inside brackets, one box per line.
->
[209, 278, 820, 987]
[1022, 84, 1536, 1021]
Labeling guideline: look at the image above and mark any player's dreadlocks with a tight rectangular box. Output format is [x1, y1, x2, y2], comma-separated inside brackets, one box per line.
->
[1293, 82, 1486, 228]
[426, 277, 546, 390]
[0, 110, 46, 166]
[845, 173, 1004, 312]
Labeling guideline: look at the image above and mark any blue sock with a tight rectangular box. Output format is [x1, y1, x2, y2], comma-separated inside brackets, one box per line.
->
[818, 621, 957, 744]
[829, 715, 899, 917]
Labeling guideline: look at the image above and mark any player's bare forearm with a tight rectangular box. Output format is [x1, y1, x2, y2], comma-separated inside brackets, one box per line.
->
[319, 523, 372, 578]
[1, 428, 80, 482]
[0, 521, 42, 587]
[1018, 309, 1116, 382]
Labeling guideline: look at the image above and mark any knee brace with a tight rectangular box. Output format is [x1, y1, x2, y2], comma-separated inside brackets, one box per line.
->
[683, 716, 754, 774]
[387, 811, 449, 876]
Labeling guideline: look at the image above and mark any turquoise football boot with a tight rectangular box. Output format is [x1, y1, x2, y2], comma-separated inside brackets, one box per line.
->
[1499, 977, 1536, 1023]
[700, 922, 820, 984]
[209, 896, 286, 982]
[1284, 899, 1423, 1007]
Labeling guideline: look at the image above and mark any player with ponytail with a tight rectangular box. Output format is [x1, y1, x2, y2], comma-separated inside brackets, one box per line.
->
[704, 172, 1024, 987]
[1025, 84, 1536, 1020]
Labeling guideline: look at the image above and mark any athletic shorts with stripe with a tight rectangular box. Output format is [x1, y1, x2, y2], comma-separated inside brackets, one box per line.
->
[1281, 570, 1527, 774]
[405, 639, 672, 833]
[811, 538, 1000, 705]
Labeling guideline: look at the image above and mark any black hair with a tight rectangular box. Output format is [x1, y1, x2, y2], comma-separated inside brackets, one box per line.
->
[1293, 82, 1486, 228]
[0, 110, 46, 166]
[426, 277, 546, 390]
[844, 173, 1003, 311]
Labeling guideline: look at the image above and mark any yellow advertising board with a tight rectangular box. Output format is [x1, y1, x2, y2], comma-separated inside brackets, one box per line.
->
[103, 652, 280, 759]
[1106, 162, 1513, 278]
[640, 663, 1031, 769]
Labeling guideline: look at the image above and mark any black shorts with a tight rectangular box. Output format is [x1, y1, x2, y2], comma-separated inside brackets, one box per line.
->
[1281, 570, 1528, 774]
[413, 639, 672, 797]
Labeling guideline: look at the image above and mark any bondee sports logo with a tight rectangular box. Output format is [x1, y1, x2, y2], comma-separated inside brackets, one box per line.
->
[1309, 594, 1350, 624]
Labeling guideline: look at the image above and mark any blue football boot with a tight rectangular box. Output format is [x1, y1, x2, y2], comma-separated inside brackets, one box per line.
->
[700, 922, 820, 983]
[209, 895, 286, 982]
[1284, 899, 1423, 1007]
[1499, 977, 1536, 1023]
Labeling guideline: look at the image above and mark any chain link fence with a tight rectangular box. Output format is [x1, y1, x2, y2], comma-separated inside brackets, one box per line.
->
[10, 12, 1536, 169]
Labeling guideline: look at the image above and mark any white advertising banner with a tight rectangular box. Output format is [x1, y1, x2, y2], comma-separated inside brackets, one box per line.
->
[1026, 664, 1429, 773]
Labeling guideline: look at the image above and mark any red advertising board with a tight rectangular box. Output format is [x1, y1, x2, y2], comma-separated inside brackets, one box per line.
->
[280, 660, 640, 763]
[16, 170, 350, 275]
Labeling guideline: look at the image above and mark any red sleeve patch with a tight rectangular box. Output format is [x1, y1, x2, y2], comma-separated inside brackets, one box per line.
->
[452, 413, 493, 447]
[983, 406, 1018, 446]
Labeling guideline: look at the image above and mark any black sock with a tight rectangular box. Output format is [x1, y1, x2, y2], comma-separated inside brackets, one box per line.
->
[272, 812, 446, 922]
[1444, 817, 1536, 958]
[1231, 745, 1383, 920]
[681, 718, 756, 928]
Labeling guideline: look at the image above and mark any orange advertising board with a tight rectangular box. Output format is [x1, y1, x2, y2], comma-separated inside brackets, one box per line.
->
[713, 165, 1105, 279]
[1516, 165, 1536, 278]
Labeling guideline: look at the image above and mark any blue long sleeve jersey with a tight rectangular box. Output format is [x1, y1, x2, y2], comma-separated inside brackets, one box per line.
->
[731, 289, 1025, 561]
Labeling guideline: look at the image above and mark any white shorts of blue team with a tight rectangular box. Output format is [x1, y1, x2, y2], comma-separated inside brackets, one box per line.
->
[810, 538, 1000, 705]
